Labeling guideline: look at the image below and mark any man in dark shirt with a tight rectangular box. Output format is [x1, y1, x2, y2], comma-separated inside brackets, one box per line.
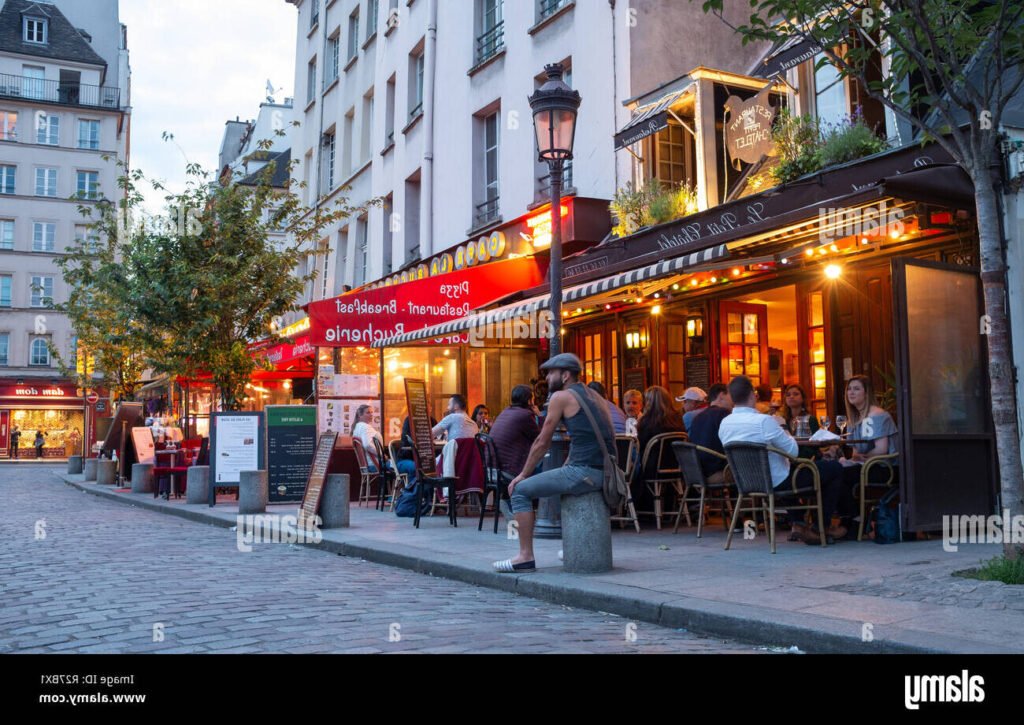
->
[685, 383, 733, 479]
[488, 385, 541, 477]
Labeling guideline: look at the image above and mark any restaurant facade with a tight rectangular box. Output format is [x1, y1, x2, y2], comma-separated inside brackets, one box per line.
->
[0, 379, 100, 459]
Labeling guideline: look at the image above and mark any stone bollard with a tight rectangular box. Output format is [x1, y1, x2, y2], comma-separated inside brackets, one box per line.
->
[186, 466, 210, 505]
[83, 458, 98, 481]
[560, 490, 614, 574]
[131, 463, 155, 494]
[96, 459, 117, 486]
[319, 474, 351, 528]
[67, 455, 84, 475]
[238, 470, 268, 515]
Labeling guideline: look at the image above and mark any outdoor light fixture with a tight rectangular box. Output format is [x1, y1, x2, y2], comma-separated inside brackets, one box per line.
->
[686, 316, 704, 338]
[530, 62, 581, 357]
[825, 264, 842, 279]
[651, 305, 662, 316]
[625, 327, 649, 350]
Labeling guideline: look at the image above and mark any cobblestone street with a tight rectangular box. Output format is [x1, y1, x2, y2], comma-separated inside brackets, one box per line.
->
[0, 465, 759, 654]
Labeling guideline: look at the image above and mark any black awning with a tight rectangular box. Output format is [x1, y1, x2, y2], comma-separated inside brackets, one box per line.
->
[754, 36, 823, 78]
[613, 84, 692, 151]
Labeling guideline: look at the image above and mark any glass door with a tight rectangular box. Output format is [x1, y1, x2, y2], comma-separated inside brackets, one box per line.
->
[719, 301, 769, 387]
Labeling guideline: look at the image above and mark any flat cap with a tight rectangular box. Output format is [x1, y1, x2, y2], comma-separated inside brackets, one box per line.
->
[540, 352, 583, 373]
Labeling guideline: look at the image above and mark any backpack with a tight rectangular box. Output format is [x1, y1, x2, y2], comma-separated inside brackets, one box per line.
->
[393, 483, 432, 518]
[870, 488, 901, 544]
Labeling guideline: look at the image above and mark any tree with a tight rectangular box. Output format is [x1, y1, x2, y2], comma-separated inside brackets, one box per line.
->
[699, 0, 1024, 555]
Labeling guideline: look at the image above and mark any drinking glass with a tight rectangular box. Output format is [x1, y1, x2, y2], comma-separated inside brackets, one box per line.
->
[819, 415, 831, 432]
[835, 415, 848, 437]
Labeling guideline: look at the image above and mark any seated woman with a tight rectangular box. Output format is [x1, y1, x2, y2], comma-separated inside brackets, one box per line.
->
[351, 404, 384, 471]
[836, 375, 899, 530]
[775, 383, 821, 459]
[632, 386, 686, 513]
[471, 404, 492, 435]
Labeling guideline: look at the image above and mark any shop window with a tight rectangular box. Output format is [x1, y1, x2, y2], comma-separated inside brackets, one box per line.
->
[582, 331, 603, 386]
[719, 302, 768, 387]
[807, 291, 828, 417]
[382, 346, 462, 439]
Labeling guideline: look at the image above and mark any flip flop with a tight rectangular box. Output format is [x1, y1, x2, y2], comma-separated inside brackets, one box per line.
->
[493, 558, 536, 573]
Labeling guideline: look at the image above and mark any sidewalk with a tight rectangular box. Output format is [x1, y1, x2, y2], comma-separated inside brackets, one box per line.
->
[58, 471, 1024, 654]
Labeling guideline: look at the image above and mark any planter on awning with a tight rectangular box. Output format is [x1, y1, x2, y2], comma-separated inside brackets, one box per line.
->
[373, 244, 730, 347]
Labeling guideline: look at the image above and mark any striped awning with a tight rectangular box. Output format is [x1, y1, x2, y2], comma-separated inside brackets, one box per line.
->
[614, 84, 693, 150]
[373, 243, 729, 347]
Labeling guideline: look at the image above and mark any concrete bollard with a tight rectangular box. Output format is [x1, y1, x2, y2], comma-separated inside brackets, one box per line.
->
[83, 458, 98, 481]
[319, 474, 351, 528]
[186, 466, 210, 505]
[560, 490, 614, 574]
[131, 463, 155, 494]
[96, 459, 117, 486]
[238, 470, 268, 515]
[67, 455, 84, 475]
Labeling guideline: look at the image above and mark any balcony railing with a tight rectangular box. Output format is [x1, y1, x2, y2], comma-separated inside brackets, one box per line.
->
[0, 73, 120, 109]
[539, 0, 569, 20]
[475, 196, 500, 227]
[475, 21, 505, 64]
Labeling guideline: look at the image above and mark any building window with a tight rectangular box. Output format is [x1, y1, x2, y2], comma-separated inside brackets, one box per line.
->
[0, 165, 15, 194]
[0, 275, 10, 307]
[384, 74, 396, 147]
[813, 53, 848, 128]
[354, 216, 369, 287]
[476, 0, 504, 64]
[74, 224, 99, 253]
[409, 49, 425, 120]
[0, 219, 12, 250]
[37, 113, 59, 145]
[0, 111, 16, 141]
[807, 290, 828, 417]
[342, 108, 354, 176]
[475, 110, 500, 226]
[32, 222, 55, 252]
[321, 131, 335, 193]
[321, 237, 332, 299]
[382, 193, 393, 274]
[0, 333, 8, 366]
[76, 171, 99, 199]
[77, 119, 99, 149]
[307, 58, 317, 104]
[326, 34, 340, 86]
[655, 119, 691, 187]
[31, 276, 53, 307]
[367, 0, 379, 39]
[405, 173, 421, 264]
[30, 338, 50, 366]
[348, 9, 360, 62]
[539, 0, 569, 20]
[24, 17, 47, 44]
[360, 90, 374, 164]
[22, 66, 45, 100]
[35, 167, 57, 197]
[309, 0, 320, 29]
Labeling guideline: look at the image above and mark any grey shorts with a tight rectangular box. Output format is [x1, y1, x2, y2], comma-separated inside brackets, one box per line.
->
[510, 464, 603, 515]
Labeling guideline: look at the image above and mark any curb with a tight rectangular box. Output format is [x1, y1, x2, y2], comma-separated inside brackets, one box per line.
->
[59, 474, 1003, 654]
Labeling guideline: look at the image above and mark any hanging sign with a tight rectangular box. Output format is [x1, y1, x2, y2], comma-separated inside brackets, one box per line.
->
[724, 89, 777, 165]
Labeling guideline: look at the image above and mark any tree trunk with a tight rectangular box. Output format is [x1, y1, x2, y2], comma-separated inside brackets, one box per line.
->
[972, 165, 1024, 559]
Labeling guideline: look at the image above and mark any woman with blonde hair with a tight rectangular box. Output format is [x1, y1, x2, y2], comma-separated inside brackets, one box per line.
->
[633, 386, 685, 513]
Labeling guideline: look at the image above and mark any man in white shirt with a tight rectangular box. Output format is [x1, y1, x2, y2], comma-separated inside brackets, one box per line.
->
[431, 395, 480, 441]
[719, 375, 845, 544]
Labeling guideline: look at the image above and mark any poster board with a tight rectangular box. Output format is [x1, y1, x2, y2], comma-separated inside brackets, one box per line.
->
[131, 427, 156, 465]
[208, 411, 265, 507]
[403, 378, 437, 476]
[298, 431, 339, 529]
[266, 405, 317, 504]
[684, 356, 711, 393]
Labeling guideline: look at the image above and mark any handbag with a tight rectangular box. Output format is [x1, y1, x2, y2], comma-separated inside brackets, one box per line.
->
[568, 387, 628, 511]
[872, 487, 901, 544]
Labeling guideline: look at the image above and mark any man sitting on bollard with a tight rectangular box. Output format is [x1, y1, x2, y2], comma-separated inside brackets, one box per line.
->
[493, 353, 615, 573]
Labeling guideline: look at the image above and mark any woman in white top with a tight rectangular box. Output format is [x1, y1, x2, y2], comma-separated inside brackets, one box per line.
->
[351, 404, 383, 469]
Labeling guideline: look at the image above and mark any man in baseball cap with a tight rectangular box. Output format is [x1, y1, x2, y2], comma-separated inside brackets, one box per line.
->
[675, 387, 707, 430]
[493, 352, 616, 574]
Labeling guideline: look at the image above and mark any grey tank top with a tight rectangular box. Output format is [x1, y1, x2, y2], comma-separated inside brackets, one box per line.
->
[564, 383, 615, 469]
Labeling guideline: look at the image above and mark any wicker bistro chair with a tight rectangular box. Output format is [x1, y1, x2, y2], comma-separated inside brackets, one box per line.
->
[857, 453, 900, 541]
[637, 432, 688, 530]
[372, 437, 399, 511]
[475, 433, 513, 534]
[671, 441, 735, 538]
[722, 442, 826, 553]
[351, 437, 381, 507]
[610, 435, 641, 533]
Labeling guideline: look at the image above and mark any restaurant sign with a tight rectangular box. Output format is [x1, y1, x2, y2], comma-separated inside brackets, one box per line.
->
[0, 384, 77, 400]
[308, 256, 543, 347]
[724, 89, 776, 165]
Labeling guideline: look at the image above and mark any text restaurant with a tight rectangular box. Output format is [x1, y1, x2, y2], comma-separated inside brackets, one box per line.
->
[373, 63, 997, 535]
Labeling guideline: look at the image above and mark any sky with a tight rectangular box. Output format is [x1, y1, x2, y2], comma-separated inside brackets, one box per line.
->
[120, 0, 297, 212]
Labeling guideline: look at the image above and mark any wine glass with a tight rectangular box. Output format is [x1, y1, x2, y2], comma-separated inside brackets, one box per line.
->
[819, 415, 831, 432]
[835, 415, 848, 438]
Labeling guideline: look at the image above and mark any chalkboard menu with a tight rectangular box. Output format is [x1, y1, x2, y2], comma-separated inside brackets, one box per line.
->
[623, 368, 647, 396]
[404, 378, 437, 475]
[266, 405, 317, 504]
[685, 355, 712, 392]
[298, 431, 338, 528]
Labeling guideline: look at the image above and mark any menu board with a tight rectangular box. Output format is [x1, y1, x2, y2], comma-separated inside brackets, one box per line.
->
[317, 365, 335, 397]
[334, 374, 379, 397]
[298, 431, 339, 529]
[266, 405, 317, 504]
[685, 356, 712, 393]
[404, 379, 437, 475]
[209, 412, 264, 506]
[319, 398, 379, 436]
[131, 427, 156, 465]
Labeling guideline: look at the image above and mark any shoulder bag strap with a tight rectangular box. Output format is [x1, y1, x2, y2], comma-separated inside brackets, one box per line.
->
[568, 387, 615, 467]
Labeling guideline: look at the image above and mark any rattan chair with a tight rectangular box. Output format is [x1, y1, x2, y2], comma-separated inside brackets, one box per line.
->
[610, 435, 641, 533]
[475, 433, 512, 534]
[351, 437, 380, 507]
[856, 453, 899, 540]
[671, 441, 735, 537]
[722, 442, 826, 553]
[637, 432, 687, 530]
[372, 437, 399, 511]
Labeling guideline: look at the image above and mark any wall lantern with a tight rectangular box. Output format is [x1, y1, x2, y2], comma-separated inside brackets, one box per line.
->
[625, 326, 649, 350]
[686, 316, 704, 338]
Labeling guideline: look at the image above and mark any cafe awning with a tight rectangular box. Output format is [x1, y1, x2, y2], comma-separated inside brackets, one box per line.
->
[372, 243, 730, 347]
[752, 35, 823, 78]
[614, 84, 693, 151]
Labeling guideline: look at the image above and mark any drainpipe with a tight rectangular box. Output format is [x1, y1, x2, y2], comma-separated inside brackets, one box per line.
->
[609, 0, 620, 191]
[420, 0, 439, 259]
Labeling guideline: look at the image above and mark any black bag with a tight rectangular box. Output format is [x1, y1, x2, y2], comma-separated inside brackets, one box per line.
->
[872, 488, 901, 544]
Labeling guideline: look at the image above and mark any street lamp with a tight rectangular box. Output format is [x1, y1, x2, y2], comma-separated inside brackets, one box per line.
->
[530, 62, 580, 357]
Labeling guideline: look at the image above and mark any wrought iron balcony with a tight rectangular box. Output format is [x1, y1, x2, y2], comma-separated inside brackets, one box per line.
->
[539, 0, 570, 20]
[475, 196, 500, 226]
[475, 21, 505, 65]
[0, 73, 121, 110]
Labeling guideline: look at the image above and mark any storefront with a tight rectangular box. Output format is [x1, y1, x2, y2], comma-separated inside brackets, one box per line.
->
[0, 381, 88, 459]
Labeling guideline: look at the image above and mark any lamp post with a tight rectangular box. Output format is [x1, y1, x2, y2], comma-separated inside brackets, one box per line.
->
[529, 63, 580, 357]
